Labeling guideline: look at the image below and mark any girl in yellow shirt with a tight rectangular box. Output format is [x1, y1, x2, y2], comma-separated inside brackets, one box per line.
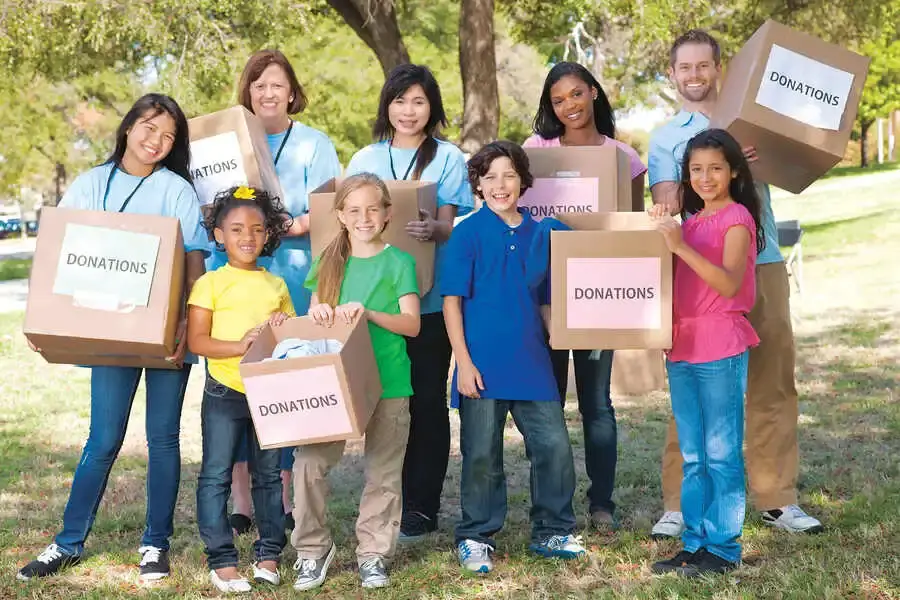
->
[187, 186, 294, 593]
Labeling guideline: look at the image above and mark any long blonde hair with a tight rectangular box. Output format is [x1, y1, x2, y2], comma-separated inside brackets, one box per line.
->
[317, 173, 393, 307]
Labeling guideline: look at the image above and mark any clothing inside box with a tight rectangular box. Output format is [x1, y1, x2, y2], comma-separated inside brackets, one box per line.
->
[262, 338, 344, 362]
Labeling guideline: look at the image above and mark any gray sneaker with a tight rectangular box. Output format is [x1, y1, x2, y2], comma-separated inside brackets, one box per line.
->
[293, 543, 336, 591]
[359, 556, 390, 589]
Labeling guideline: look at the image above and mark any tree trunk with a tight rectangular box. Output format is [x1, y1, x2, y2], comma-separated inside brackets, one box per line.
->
[860, 119, 873, 168]
[54, 162, 66, 206]
[326, 0, 410, 77]
[458, 0, 499, 155]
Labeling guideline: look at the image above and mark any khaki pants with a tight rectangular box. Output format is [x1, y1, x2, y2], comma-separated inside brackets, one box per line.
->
[291, 397, 410, 562]
[662, 262, 800, 512]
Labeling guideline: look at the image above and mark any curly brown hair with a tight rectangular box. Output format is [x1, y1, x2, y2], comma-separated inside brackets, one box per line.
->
[204, 186, 292, 257]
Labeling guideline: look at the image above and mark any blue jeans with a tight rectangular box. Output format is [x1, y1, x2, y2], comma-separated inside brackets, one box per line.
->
[196, 376, 285, 569]
[667, 352, 748, 564]
[455, 398, 577, 547]
[552, 348, 617, 513]
[54, 365, 192, 555]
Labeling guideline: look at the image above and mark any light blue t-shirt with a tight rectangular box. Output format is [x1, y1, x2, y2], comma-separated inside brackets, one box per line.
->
[345, 138, 475, 314]
[207, 121, 341, 315]
[60, 162, 209, 364]
[648, 110, 782, 265]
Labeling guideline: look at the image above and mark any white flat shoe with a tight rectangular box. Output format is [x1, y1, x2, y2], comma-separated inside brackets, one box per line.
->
[209, 570, 252, 593]
[252, 562, 281, 585]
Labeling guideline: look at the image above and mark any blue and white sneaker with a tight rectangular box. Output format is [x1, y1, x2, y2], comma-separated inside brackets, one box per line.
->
[529, 535, 587, 559]
[457, 539, 493, 574]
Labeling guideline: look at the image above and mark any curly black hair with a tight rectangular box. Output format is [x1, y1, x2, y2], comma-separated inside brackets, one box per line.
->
[204, 186, 293, 257]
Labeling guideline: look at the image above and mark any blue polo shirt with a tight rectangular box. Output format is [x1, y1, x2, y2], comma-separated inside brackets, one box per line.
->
[648, 110, 782, 265]
[441, 206, 559, 407]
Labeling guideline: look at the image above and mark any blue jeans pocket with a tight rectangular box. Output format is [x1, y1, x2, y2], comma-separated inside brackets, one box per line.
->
[204, 376, 229, 399]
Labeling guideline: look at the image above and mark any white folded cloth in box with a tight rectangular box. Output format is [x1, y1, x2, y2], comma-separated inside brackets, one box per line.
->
[262, 338, 345, 362]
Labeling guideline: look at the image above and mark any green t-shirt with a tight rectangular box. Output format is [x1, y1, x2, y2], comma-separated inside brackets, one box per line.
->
[305, 245, 418, 399]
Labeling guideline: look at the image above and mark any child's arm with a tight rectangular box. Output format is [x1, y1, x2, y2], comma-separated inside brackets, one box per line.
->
[187, 305, 261, 358]
[367, 293, 421, 337]
[335, 294, 421, 337]
[444, 295, 484, 398]
[658, 217, 751, 299]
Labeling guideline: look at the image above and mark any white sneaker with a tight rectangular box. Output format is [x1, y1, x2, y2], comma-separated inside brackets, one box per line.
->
[359, 556, 390, 589]
[457, 539, 493, 574]
[252, 562, 280, 585]
[651, 511, 685, 539]
[761, 504, 824, 534]
[209, 570, 252, 593]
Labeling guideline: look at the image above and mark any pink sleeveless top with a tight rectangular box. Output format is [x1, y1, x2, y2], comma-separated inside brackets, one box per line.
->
[668, 202, 760, 364]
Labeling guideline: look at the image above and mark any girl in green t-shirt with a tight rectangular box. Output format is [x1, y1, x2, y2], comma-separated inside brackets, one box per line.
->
[292, 173, 420, 591]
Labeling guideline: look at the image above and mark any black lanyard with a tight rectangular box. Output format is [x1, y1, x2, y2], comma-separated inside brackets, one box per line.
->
[273, 121, 294, 166]
[103, 165, 155, 212]
[388, 139, 421, 181]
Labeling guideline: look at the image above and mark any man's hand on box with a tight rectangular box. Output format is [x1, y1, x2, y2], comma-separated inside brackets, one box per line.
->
[406, 208, 436, 242]
[457, 360, 485, 399]
[165, 318, 188, 367]
[309, 303, 335, 327]
[742, 145, 759, 164]
[268, 312, 290, 327]
[335, 302, 366, 324]
[647, 203, 670, 219]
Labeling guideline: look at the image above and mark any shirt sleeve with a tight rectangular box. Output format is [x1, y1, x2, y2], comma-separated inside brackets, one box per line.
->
[58, 171, 97, 210]
[304, 257, 321, 293]
[724, 205, 758, 255]
[521, 135, 544, 148]
[440, 223, 475, 298]
[279, 280, 297, 316]
[188, 272, 215, 310]
[437, 147, 475, 216]
[175, 185, 211, 255]
[647, 131, 680, 187]
[622, 143, 648, 179]
[304, 136, 342, 214]
[394, 252, 419, 298]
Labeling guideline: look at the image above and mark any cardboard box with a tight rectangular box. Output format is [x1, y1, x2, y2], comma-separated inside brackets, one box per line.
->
[520, 146, 634, 223]
[560, 349, 668, 396]
[610, 349, 667, 396]
[188, 106, 284, 207]
[24, 207, 184, 368]
[550, 212, 672, 350]
[309, 178, 438, 294]
[711, 20, 870, 193]
[239, 316, 383, 449]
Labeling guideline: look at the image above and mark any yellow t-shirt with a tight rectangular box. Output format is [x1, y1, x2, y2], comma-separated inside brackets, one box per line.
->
[188, 264, 295, 393]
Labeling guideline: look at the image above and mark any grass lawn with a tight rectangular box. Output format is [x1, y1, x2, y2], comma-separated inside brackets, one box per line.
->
[0, 258, 31, 282]
[2, 171, 899, 598]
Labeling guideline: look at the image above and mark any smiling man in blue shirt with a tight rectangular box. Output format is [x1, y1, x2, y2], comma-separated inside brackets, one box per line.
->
[441, 141, 585, 575]
[647, 29, 823, 544]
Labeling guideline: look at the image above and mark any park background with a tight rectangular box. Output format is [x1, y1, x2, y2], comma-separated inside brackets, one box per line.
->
[0, 1, 899, 598]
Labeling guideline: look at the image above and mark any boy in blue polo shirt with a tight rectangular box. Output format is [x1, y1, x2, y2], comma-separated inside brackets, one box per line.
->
[441, 141, 585, 574]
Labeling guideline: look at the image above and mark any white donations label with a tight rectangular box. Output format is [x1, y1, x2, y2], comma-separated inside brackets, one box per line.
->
[189, 131, 249, 206]
[755, 44, 855, 131]
[53, 223, 161, 311]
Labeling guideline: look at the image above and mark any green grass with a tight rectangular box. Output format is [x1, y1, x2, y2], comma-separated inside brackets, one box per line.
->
[0, 258, 31, 282]
[821, 161, 900, 180]
[2, 170, 900, 598]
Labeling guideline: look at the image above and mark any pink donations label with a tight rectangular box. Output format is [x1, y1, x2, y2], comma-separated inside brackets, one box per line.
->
[519, 178, 599, 221]
[566, 257, 662, 329]
[243, 365, 352, 446]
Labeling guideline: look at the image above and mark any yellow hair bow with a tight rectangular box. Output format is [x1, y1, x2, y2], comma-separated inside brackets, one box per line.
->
[234, 186, 256, 200]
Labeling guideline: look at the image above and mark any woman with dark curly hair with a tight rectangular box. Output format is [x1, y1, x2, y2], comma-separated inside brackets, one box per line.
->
[186, 185, 295, 592]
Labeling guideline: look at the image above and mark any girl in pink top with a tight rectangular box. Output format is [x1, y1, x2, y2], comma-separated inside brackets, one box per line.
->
[649, 128, 763, 577]
[523, 61, 647, 529]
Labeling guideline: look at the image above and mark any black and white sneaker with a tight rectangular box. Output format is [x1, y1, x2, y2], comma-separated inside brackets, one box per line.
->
[398, 511, 436, 543]
[138, 546, 169, 581]
[17, 544, 80, 580]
